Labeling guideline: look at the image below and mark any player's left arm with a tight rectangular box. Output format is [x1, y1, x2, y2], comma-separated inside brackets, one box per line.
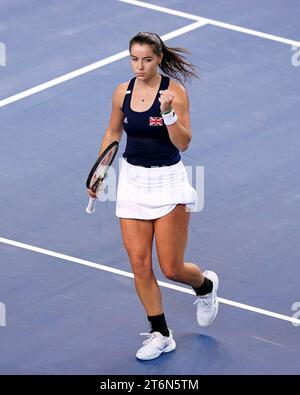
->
[159, 81, 192, 152]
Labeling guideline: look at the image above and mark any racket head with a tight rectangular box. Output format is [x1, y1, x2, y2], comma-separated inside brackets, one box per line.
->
[86, 141, 119, 194]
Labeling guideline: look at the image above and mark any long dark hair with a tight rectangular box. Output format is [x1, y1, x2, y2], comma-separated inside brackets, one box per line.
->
[129, 32, 198, 85]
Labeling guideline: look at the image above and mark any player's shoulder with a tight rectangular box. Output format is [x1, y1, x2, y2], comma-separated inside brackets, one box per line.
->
[112, 81, 130, 107]
[114, 81, 130, 95]
[169, 78, 188, 97]
[168, 78, 189, 104]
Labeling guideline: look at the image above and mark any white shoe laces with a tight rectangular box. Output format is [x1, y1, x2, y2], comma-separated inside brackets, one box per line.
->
[139, 330, 173, 346]
[194, 295, 214, 310]
[139, 332, 158, 346]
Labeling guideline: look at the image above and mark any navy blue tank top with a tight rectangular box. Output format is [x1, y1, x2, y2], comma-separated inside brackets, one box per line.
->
[122, 75, 181, 167]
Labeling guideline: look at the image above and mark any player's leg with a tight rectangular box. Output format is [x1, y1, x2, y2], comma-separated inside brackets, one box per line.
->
[120, 218, 162, 316]
[153, 204, 203, 286]
[153, 204, 219, 327]
[120, 218, 176, 359]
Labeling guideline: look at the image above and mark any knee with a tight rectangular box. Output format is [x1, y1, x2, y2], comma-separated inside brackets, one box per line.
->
[129, 254, 153, 280]
[162, 264, 183, 282]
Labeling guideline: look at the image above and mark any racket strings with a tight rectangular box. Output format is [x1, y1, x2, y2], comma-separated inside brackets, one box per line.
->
[86, 141, 119, 194]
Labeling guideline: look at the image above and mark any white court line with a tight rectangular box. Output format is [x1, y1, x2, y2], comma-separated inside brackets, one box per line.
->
[2, 2, 300, 108]
[0, 20, 205, 108]
[119, 0, 203, 21]
[252, 336, 294, 351]
[1, 236, 300, 326]
[0, 50, 127, 108]
[119, 0, 300, 47]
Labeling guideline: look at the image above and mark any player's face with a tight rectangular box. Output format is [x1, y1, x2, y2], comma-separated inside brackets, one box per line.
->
[130, 44, 162, 80]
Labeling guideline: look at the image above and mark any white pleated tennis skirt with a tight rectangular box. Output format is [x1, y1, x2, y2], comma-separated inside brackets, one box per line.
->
[116, 158, 197, 220]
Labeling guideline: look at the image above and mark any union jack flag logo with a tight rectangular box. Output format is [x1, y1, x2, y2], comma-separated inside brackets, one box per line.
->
[149, 117, 163, 126]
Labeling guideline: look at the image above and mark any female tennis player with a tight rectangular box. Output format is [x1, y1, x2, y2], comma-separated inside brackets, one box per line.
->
[88, 32, 219, 360]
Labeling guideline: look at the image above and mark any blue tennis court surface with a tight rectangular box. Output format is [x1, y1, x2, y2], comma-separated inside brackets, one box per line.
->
[1, 0, 300, 374]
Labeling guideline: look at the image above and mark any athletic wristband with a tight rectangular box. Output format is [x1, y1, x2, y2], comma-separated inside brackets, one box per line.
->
[161, 108, 177, 126]
[161, 108, 172, 115]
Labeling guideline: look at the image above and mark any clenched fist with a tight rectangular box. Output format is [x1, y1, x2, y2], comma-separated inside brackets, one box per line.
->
[159, 90, 175, 113]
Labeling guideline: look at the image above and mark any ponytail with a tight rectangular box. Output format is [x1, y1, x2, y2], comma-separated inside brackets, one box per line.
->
[129, 32, 198, 85]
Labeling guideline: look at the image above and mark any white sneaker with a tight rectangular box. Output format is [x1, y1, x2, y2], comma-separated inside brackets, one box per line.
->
[194, 270, 219, 327]
[136, 330, 176, 360]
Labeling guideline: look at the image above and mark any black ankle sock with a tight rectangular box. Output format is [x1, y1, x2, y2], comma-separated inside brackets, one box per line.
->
[147, 313, 169, 337]
[193, 277, 213, 296]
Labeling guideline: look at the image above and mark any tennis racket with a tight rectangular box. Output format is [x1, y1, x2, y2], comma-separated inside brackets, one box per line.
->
[86, 140, 119, 214]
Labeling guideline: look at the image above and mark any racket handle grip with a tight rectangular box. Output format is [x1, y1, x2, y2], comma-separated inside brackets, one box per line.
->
[86, 197, 96, 214]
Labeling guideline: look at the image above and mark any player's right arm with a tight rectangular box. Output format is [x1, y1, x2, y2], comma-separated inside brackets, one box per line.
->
[97, 82, 128, 157]
[88, 82, 127, 199]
